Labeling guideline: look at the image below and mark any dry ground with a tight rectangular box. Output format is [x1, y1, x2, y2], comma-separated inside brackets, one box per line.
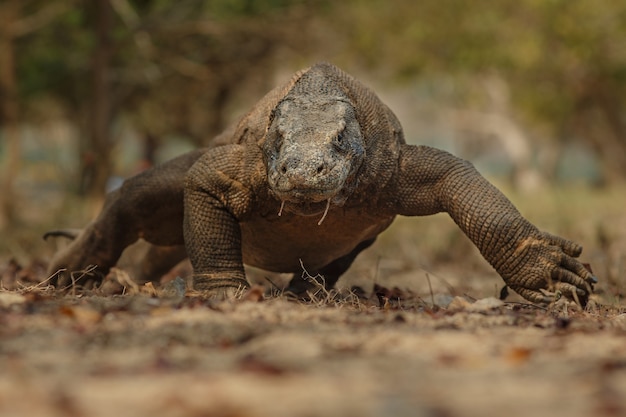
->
[0, 289, 625, 417]
[1, 184, 625, 417]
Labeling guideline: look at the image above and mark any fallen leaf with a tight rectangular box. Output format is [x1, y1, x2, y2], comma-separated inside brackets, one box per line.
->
[142, 282, 158, 297]
[239, 355, 286, 376]
[447, 296, 473, 311]
[242, 285, 265, 302]
[58, 305, 102, 326]
[504, 347, 533, 366]
[109, 268, 139, 294]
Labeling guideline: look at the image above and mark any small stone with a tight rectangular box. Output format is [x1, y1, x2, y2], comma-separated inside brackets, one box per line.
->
[159, 276, 187, 299]
[433, 293, 455, 308]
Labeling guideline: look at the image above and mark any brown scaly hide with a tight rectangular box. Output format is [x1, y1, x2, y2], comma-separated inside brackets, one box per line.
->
[47, 63, 596, 304]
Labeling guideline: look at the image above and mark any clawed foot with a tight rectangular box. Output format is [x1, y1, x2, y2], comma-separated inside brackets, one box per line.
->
[513, 281, 597, 306]
[191, 275, 250, 300]
[47, 265, 106, 290]
[283, 273, 334, 301]
[505, 231, 597, 306]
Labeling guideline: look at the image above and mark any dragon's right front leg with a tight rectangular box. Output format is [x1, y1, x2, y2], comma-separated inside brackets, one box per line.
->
[183, 145, 253, 299]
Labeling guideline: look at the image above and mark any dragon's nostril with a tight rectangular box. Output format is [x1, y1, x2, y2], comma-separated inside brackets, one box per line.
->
[316, 165, 324, 174]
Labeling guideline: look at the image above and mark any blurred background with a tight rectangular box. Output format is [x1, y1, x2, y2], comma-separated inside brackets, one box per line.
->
[0, 0, 624, 300]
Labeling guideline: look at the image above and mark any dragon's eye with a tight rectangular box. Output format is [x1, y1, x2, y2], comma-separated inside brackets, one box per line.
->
[332, 131, 347, 152]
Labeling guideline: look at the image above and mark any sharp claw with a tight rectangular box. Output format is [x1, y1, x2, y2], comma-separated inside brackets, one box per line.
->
[587, 275, 599, 284]
[539, 288, 564, 302]
[539, 295, 553, 304]
[530, 288, 557, 304]
[43, 229, 82, 241]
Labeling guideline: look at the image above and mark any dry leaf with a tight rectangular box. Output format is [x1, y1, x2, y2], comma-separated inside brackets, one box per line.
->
[242, 285, 265, 302]
[109, 268, 139, 294]
[447, 296, 473, 311]
[239, 355, 286, 376]
[504, 347, 533, 366]
[142, 282, 158, 297]
[58, 305, 102, 326]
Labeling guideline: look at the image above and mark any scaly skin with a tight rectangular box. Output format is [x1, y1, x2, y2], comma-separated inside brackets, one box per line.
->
[47, 63, 596, 304]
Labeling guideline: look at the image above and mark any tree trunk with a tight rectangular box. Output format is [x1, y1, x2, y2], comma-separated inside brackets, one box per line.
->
[84, 0, 114, 212]
[0, 2, 20, 230]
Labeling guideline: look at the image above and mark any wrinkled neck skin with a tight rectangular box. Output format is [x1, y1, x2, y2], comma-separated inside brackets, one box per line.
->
[262, 94, 366, 224]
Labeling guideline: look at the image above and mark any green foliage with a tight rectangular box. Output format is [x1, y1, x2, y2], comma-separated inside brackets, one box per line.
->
[203, 0, 304, 19]
[16, 7, 90, 101]
[9, 0, 626, 184]
[331, 0, 626, 123]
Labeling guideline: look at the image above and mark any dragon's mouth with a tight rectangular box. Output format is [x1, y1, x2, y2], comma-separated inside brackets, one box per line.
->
[271, 185, 340, 203]
[272, 189, 346, 225]
[277, 198, 332, 226]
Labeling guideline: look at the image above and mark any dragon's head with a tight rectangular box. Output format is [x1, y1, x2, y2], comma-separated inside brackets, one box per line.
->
[262, 94, 365, 221]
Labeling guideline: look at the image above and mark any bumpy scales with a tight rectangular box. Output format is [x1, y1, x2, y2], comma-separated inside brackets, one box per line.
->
[46, 63, 596, 304]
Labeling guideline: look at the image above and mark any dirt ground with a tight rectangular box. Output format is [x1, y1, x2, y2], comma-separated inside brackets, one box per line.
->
[0, 287, 625, 417]
[1, 184, 625, 417]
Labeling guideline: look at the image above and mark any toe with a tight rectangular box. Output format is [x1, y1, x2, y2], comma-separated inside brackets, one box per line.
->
[513, 286, 553, 304]
[542, 232, 583, 257]
[551, 266, 589, 291]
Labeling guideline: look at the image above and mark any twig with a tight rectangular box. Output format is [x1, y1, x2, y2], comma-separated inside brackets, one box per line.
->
[504, 301, 549, 311]
[264, 276, 282, 291]
[426, 273, 435, 307]
[59, 265, 99, 294]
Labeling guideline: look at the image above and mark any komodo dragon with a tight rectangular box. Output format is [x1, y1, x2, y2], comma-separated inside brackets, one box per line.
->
[46, 62, 596, 304]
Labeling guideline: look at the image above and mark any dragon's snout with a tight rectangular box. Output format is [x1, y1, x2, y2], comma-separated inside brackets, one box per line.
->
[269, 144, 346, 204]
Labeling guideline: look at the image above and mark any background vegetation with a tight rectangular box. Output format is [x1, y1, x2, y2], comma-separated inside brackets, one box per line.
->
[1, 0, 625, 289]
